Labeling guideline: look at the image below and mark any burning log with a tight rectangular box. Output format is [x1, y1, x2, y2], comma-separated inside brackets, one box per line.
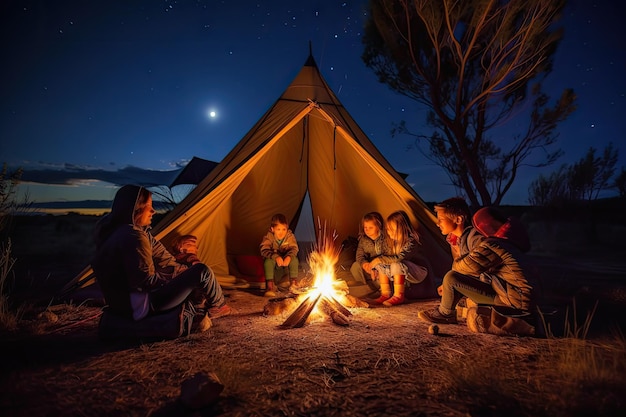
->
[277, 220, 368, 329]
[279, 293, 360, 329]
[329, 310, 350, 326]
[343, 294, 370, 308]
[318, 296, 351, 326]
[320, 295, 352, 318]
[278, 293, 322, 329]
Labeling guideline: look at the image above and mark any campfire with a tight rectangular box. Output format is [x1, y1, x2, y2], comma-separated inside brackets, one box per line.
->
[263, 223, 368, 328]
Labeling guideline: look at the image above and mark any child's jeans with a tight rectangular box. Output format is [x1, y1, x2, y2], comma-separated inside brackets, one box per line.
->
[439, 270, 496, 315]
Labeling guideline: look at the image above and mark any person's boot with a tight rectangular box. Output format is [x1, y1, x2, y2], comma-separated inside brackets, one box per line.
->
[196, 313, 213, 332]
[370, 275, 391, 304]
[264, 280, 277, 297]
[383, 275, 406, 306]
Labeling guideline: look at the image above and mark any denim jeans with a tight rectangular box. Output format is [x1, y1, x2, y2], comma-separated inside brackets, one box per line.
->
[439, 270, 496, 315]
[149, 263, 225, 314]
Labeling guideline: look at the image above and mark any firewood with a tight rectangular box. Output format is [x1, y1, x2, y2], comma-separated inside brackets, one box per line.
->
[317, 297, 352, 326]
[317, 296, 339, 317]
[343, 294, 370, 308]
[279, 293, 321, 329]
[326, 295, 352, 317]
[330, 310, 350, 326]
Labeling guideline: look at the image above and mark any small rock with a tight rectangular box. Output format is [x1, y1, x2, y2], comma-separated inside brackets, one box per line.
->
[180, 371, 224, 409]
[428, 324, 439, 335]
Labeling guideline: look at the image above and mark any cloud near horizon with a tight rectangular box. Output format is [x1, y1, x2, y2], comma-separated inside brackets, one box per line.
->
[18, 164, 183, 188]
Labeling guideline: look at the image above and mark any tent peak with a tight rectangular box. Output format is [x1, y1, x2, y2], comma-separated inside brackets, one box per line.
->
[305, 41, 317, 68]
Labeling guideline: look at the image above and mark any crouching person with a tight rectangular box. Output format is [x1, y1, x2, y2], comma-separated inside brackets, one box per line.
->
[92, 185, 231, 338]
[418, 207, 537, 336]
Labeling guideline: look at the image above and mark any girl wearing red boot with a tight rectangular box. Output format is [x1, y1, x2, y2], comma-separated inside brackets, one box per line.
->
[368, 210, 436, 306]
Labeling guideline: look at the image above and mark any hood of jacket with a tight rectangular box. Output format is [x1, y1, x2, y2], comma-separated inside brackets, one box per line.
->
[472, 207, 531, 253]
[94, 184, 142, 247]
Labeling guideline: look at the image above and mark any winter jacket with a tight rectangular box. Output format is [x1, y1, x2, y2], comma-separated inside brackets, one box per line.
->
[260, 230, 299, 260]
[447, 226, 484, 261]
[92, 185, 187, 319]
[355, 233, 385, 266]
[453, 209, 536, 311]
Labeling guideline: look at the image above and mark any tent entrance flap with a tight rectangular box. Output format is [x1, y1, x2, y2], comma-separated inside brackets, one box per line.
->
[294, 192, 315, 245]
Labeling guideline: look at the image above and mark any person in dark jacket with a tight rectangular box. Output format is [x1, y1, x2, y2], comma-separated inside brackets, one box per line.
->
[92, 185, 230, 334]
[418, 206, 537, 332]
[349, 211, 385, 289]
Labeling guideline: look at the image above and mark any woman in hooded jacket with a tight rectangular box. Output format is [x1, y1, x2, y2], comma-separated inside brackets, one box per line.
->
[92, 185, 230, 333]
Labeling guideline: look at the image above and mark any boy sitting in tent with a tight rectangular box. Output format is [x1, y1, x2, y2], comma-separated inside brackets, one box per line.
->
[260, 213, 301, 297]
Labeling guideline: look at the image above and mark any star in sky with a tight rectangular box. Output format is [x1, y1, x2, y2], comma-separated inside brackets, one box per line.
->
[0, 0, 623, 206]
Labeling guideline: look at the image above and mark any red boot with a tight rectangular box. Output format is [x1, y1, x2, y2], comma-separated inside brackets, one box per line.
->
[371, 293, 391, 304]
[383, 275, 406, 307]
[370, 276, 391, 305]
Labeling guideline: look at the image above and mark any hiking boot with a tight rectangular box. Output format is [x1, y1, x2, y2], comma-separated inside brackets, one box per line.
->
[196, 315, 213, 332]
[466, 306, 492, 333]
[418, 307, 458, 324]
[208, 304, 232, 319]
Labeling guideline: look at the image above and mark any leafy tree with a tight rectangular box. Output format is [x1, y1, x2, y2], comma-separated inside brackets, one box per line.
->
[362, 0, 577, 206]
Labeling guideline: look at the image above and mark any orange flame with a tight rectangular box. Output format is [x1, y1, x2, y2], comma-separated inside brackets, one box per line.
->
[306, 220, 345, 301]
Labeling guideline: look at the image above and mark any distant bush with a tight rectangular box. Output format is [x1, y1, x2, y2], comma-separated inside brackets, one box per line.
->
[529, 143, 621, 206]
[0, 163, 23, 234]
[0, 240, 20, 331]
[0, 163, 26, 329]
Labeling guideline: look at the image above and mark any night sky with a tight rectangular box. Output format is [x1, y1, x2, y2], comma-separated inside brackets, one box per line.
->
[1, 0, 624, 206]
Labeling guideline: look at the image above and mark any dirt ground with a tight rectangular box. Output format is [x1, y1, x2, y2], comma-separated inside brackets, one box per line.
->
[2, 211, 626, 416]
[2, 260, 626, 417]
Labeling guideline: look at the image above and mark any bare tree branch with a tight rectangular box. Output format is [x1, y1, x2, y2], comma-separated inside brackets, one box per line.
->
[362, 0, 576, 206]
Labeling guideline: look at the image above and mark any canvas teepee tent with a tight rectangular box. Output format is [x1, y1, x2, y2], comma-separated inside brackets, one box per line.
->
[66, 52, 450, 293]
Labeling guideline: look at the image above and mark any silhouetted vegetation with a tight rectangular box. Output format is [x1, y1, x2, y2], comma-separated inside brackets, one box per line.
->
[362, 0, 576, 207]
[529, 143, 622, 206]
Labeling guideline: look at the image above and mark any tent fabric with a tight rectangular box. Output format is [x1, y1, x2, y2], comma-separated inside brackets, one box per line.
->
[169, 156, 219, 187]
[64, 53, 451, 295]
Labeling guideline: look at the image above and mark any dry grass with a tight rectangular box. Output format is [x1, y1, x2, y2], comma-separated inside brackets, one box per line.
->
[1, 213, 626, 416]
[1, 290, 626, 417]
[0, 240, 22, 331]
